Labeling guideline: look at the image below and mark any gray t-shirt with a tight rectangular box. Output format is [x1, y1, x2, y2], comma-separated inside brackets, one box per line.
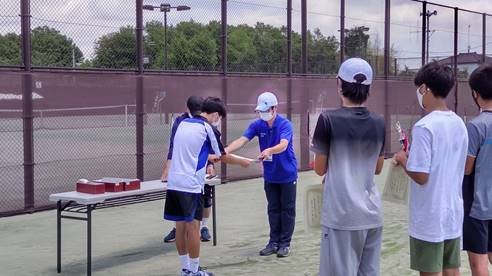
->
[468, 111, 492, 220]
[311, 107, 385, 230]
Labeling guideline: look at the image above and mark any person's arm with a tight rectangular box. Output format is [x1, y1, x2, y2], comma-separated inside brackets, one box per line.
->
[258, 139, 289, 160]
[162, 117, 181, 181]
[394, 126, 432, 185]
[314, 154, 328, 176]
[161, 159, 171, 181]
[464, 122, 481, 176]
[464, 156, 476, 176]
[207, 124, 251, 168]
[225, 137, 250, 154]
[394, 151, 429, 185]
[220, 154, 251, 167]
[375, 156, 385, 175]
[311, 114, 331, 177]
[258, 121, 292, 160]
[226, 121, 257, 153]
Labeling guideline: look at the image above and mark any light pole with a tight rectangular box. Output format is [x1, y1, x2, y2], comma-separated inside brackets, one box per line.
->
[143, 3, 191, 70]
[421, 10, 437, 63]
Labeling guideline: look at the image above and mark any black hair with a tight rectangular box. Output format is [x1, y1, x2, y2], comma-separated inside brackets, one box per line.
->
[339, 73, 370, 104]
[186, 96, 204, 116]
[469, 63, 492, 100]
[201, 97, 226, 118]
[414, 61, 455, 98]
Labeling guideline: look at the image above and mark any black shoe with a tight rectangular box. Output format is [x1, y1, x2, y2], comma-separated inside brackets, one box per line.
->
[163, 228, 176, 243]
[259, 244, 278, 256]
[200, 227, 211, 242]
[277, 247, 290, 258]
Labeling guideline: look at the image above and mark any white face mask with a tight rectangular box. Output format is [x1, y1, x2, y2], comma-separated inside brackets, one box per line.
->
[211, 114, 221, 127]
[259, 111, 274, 122]
[416, 87, 425, 109]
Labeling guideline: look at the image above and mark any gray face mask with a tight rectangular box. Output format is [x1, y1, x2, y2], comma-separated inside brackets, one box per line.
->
[259, 111, 274, 122]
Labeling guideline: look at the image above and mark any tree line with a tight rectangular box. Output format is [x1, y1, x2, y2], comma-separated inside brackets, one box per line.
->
[0, 21, 386, 74]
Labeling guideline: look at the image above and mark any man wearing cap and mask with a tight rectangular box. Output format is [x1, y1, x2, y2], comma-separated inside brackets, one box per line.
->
[226, 92, 298, 258]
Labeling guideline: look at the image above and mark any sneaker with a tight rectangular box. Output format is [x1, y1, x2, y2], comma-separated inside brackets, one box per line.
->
[181, 269, 191, 276]
[163, 228, 176, 243]
[200, 227, 211, 242]
[259, 244, 278, 256]
[277, 247, 290, 258]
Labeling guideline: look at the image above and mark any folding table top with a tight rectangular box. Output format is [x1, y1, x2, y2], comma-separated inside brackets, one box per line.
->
[49, 177, 221, 205]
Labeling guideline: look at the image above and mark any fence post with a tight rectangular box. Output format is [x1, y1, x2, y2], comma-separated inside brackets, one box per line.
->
[421, 1, 427, 66]
[287, 0, 292, 121]
[384, 0, 391, 155]
[301, 0, 307, 74]
[136, 0, 144, 180]
[21, 0, 34, 210]
[299, 0, 309, 170]
[453, 8, 458, 113]
[483, 14, 486, 63]
[220, 0, 228, 182]
[340, 0, 345, 63]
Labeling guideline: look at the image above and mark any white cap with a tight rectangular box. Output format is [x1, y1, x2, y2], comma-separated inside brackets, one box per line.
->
[255, 92, 278, 112]
[337, 58, 373, 85]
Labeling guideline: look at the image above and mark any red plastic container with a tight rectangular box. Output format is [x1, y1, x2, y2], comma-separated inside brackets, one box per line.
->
[76, 182, 106, 194]
[94, 178, 125, 193]
[121, 178, 141, 191]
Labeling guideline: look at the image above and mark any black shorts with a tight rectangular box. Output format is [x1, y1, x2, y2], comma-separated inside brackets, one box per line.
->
[462, 174, 492, 254]
[164, 190, 203, 222]
[203, 184, 213, 208]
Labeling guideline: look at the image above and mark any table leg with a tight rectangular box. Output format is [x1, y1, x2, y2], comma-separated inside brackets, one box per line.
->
[87, 205, 92, 276]
[212, 185, 217, 246]
[57, 201, 61, 273]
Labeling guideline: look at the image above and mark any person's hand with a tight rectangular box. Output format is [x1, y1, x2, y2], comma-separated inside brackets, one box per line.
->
[206, 164, 215, 175]
[208, 154, 221, 163]
[258, 148, 273, 161]
[393, 150, 408, 167]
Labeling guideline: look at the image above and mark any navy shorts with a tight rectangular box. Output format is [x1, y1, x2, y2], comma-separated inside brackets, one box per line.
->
[463, 174, 492, 254]
[203, 184, 213, 209]
[164, 190, 203, 222]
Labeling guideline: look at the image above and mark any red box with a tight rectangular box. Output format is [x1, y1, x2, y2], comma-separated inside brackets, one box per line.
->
[121, 178, 141, 191]
[76, 182, 106, 194]
[94, 178, 125, 193]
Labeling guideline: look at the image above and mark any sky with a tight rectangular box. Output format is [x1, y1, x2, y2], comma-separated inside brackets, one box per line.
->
[1, 0, 491, 68]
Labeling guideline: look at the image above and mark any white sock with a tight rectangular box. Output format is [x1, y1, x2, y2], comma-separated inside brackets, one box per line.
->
[190, 257, 200, 273]
[179, 254, 190, 271]
[201, 218, 209, 228]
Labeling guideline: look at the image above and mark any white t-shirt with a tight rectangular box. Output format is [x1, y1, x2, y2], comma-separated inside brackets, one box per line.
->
[407, 110, 468, 243]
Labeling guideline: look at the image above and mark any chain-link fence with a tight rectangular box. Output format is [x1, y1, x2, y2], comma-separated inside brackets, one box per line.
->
[0, 0, 490, 216]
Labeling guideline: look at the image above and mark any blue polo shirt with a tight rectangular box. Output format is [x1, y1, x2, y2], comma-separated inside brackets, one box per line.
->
[243, 115, 297, 183]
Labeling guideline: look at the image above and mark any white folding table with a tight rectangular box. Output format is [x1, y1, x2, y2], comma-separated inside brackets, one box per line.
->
[49, 178, 221, 276]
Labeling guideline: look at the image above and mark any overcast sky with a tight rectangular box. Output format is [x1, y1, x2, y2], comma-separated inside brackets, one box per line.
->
[1, 0, 491, 67]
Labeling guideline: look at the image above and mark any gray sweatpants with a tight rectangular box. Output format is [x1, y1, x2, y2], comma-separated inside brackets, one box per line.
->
[320, 226, 382, 276]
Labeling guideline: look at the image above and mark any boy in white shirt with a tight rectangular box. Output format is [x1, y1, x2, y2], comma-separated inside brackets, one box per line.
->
[394, 61, 468, 276]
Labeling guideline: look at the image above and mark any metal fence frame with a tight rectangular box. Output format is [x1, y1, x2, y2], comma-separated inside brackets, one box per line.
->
[3, 0, 491, 216]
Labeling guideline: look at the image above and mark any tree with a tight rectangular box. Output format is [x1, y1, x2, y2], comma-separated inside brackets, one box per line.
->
[308, 28, 339, 74]
[92, 26, 136, 69]
[253, 22, 287, 73]
[0, 27, 83, 67]
[168, 20, 218, 71]
[31, 26, 83, 67]
[0, 33, 21, 65]
[345, 26, 370, 59]
[228, 24, 257, 71]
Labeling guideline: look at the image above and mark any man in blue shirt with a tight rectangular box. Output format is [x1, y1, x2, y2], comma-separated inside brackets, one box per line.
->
[226, 92, 298, 258]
